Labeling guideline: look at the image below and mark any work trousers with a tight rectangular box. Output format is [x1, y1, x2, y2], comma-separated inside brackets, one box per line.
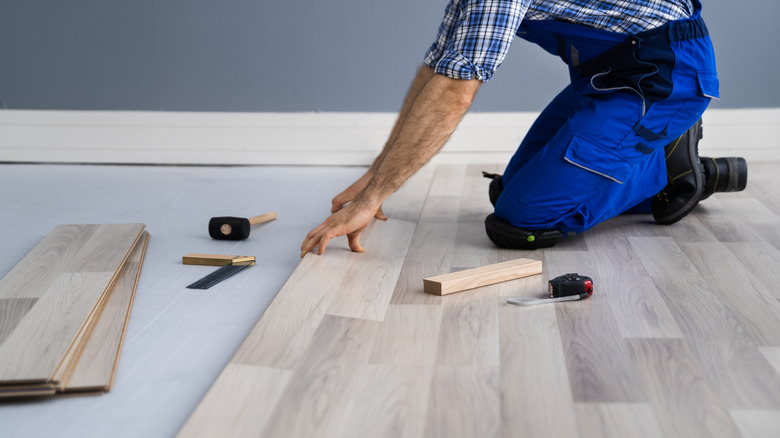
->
[495, 2, 718, 234]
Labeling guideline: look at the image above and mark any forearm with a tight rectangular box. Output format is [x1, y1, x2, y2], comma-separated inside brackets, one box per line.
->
[361, 74, 481, 206]
[368, 66, 436, 175]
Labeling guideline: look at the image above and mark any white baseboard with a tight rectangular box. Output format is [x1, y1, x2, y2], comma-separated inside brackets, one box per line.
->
[0, 108, 778, 165]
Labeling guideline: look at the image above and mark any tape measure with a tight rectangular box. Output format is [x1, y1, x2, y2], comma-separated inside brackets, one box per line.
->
[507, 273, 593, 306]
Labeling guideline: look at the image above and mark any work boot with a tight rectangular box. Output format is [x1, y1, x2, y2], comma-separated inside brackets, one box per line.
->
[484, 213, 562, 250]
[652, 119, 704, 225]
[699, 156, 748, 201]
[482, 171, 503, 207]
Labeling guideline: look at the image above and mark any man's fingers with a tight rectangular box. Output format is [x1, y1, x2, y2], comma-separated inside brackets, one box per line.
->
[347, 233, 364, 253]
[317, 235, 331, 255]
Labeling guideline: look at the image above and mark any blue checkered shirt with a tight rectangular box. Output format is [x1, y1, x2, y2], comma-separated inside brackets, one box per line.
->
[424, 0, 694, 82]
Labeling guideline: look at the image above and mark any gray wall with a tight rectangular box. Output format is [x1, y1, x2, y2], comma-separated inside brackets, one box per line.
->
[0, 1, 776, 112]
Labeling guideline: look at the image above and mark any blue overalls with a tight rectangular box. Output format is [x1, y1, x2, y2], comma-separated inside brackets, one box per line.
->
[494, 0, 719, 234]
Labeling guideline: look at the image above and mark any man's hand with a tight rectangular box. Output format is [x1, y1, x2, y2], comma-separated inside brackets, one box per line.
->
[331, 173, 387, 220]
[303, 67, 480, 257]
[301, 199, 381, 256]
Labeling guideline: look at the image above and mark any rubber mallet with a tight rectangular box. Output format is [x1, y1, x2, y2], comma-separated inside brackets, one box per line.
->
[208, 212, 277, 240]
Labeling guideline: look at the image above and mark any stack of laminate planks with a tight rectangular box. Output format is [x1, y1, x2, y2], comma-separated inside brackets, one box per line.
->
[0, 224, 149, 398]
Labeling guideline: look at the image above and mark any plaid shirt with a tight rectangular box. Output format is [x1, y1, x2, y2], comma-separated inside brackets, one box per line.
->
[424, 0, 694, 82]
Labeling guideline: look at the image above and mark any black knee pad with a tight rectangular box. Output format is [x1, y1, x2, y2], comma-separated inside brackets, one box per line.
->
[484, 213, 562, 250]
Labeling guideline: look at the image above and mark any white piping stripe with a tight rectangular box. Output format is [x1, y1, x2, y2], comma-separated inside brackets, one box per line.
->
[564, 157, 625, 184]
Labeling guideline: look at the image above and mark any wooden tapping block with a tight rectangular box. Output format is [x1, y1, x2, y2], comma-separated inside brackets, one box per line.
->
[423, 258, 542, 296]
[182, 254, 256, 266]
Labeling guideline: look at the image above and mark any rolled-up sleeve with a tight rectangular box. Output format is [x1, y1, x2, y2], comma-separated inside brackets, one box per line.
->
[424, 0, 529, 82]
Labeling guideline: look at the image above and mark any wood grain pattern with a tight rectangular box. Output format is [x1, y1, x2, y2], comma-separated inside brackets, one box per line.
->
[176, 364, 293, 438]
[680, 241, 780, 346]
[583, 230, 683, 339]
[390, 164, 466, 305]
[259, 315, 381, 438]
[424, 258, 542, 295]
[424, 366, 500, 438]
[730, 410, 780, 438]
[434, 285, 500, 367]
[0, 225, 98, 300]
[695, 197, 764, 242]
[627, 338, 742, 438]
[368, 304, 443, 366]
[337, 365, 434, 438]
[0, 223, 144, 384]
[0, 298, 37, 344]
[630, 236, 780, 408]
[725, 242, 780, 300]
[499, 300, 579, 437]
[546, 250, 644, 403]
[178, 162, 780, 437]
[326, 168, 432, 320]
[575, 403, 664, 438]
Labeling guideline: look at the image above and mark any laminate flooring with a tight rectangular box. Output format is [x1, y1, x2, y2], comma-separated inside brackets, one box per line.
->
[1, 161, 780, 438]
[180, 161, 780, 438]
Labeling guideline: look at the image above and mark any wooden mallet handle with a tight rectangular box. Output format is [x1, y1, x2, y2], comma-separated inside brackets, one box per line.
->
[248, 212, 278, 225]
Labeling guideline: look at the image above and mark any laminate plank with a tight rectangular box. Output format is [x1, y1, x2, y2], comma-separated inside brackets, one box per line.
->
[0, 225, 98, 300]
[499, 298, 579, 437]
[748, 179, 780, 218]
[337, 365, 434, 438]
[52, 225, 147, 386]
[260, 315, 381, 438]
[0, 224, 144, 384]
[389, 197, 457, 305]
[434, 285, 500, 367]
[368, 304, 443, 366]
[450, 164, 497, 269]
[749, 223, 780, 252]
[390, 165, 466, 305]
[575, 403, 663, 438]
[725, 242, 780, 300]
[0, 298, 37, 344]
[630, 236, 780, 408]
[64, 224, 147, 272]
[583, 229, 683, 339]
[326, 218, 416, 320]
[326, 168, 432, 321]
[0, 272, 115, 384]
[65, 231, 149, 391]
[627, 338, 741, 438]
[545, 251, 644, 403]
[730, 410, 780, 438]
[591, 213, 719, 243]
[230, 241, 359, 368]
[717, 197, 780, 225]
[176, 364, 293, 438]
[423, 366, 500, 438]
[680, 242, 780, 346]
[694, 197, 764, 242]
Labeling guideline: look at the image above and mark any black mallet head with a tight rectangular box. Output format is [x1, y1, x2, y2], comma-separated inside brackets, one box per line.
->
[208, 212, 277, 241]
[209, 217, 251, 241]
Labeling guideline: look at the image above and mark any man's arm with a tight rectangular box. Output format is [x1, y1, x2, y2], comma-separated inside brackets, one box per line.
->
[301, 71, 481, 256]
[330, 66, 436, 218]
